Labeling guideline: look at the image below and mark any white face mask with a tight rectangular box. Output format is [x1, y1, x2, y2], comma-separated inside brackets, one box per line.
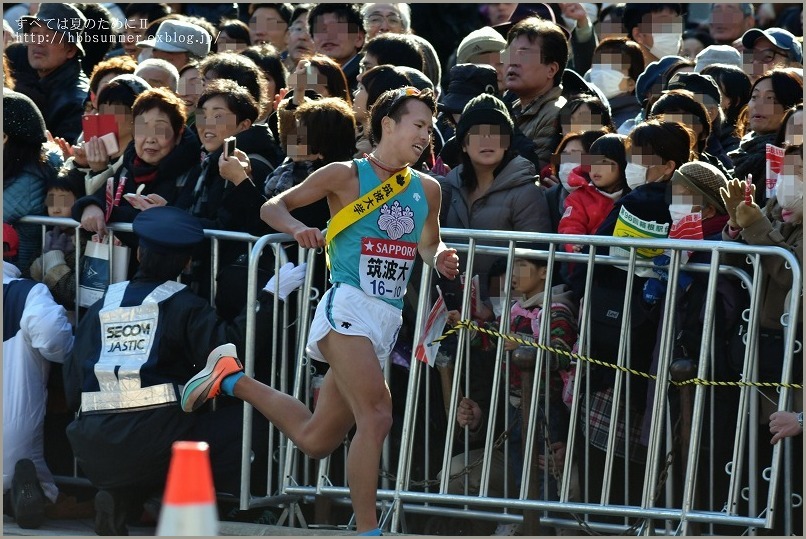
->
[625, 162, 648, 190]
[589, 67, 626, 99]
[668, 203, 695, 222]
[649, 33, 682, 59]
[776, 173, 803, 211]
[558, 162, 581, 192]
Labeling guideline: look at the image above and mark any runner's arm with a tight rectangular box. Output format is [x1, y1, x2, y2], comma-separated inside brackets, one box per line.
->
[260, 162, 351, 248]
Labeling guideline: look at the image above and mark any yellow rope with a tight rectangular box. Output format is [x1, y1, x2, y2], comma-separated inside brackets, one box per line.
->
[434, 320, 803, 390]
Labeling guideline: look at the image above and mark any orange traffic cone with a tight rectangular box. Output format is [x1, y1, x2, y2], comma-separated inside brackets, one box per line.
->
[156, 441, 219, 536]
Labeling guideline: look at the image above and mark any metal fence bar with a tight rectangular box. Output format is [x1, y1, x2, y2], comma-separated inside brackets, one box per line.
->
[22, 215, 799, 534]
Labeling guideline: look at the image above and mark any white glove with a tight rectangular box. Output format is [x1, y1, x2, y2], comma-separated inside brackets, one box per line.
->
[42, 249, 66, 275]
[263, 262, 308, 301]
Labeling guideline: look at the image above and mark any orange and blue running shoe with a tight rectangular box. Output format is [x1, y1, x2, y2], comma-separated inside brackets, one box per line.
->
[181, 343, 243, 412]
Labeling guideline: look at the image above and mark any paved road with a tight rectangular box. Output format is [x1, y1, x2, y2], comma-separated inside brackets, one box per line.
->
[4, 516, 366, 536]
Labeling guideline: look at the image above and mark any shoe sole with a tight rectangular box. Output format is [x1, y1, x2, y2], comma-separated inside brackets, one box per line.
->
[181, 343, 242, 412]
[12, 459, 46, 529]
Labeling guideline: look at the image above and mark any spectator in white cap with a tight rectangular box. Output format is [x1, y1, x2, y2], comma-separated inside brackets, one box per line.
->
[136, 19, 212, 72]
[693, 44, 743, 73]
[708, 3, 755, 45]
[455, 26, 507, 92]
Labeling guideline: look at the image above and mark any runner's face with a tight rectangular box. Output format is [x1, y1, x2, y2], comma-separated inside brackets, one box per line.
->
[387, 100, 433, 162]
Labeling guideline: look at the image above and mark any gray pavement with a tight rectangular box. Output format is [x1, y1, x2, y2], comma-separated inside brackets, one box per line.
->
[3, 519, 358, 536]
[4, 515, 399, 536]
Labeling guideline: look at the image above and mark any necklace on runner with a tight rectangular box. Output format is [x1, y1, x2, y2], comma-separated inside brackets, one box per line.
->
[365, 152, 409, 174]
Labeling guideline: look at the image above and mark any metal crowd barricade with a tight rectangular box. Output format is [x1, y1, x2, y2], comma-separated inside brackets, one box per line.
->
[256, 227, 800, 535]
[23, 213, 801, 534]
[19, 215, 294, 504]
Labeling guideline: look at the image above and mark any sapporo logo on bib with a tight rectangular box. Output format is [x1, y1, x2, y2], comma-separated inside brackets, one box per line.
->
[359, 238, 417, 299]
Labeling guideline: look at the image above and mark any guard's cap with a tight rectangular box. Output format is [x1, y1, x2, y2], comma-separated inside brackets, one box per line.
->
[133, 206, 205, 254]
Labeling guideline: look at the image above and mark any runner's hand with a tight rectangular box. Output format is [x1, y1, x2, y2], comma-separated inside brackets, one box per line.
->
[435, 248, 460, 280]
[293, 226, 325, 249]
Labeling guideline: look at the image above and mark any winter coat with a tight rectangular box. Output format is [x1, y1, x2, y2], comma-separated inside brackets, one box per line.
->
[715, 122, 741, 156]
[728, 131, 777, 206]
[558, 182, 620, 251]
[704, 130, 733, 170]
[545, 183, 571, 234]
[440, 155, 552, 298]
[508, 284, 579, 404]
[3, 262, 74, 503]
[174, 125, 282, 299]
[596, 181, 672, 238]
[35, 58, 89, 145]
[176, 124, 282, 236]
[511, 86, 567, 171]
[3, 160, 54, 276]
[82, 153, 126, 197]
[608, 93, 642, 132]
[72, 130, 201, 240]
[723, 201, 803, 330]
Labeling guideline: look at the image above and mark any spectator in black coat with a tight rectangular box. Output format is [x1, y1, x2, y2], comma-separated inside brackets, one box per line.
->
[16, 4, 90, 145]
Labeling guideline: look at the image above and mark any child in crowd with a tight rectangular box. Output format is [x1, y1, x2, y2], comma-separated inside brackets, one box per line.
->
[446, 247, 578, 515]
[543, 130, 608, 233]
[559, 133, 629, 252]
[30, 176, 86, 317]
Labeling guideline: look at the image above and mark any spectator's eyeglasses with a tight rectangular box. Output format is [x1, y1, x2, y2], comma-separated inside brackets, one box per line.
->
[745, 49, 788, 64]
[364, 13, 402, 28]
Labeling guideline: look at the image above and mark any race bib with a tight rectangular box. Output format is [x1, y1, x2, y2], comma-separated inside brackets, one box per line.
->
[359, 237, 417, 300]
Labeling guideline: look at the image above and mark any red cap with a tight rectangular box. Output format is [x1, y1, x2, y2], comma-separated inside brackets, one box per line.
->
[3, 223, 19, 259]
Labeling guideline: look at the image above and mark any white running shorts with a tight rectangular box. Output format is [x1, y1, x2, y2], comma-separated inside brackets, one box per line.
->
[306, 283, 402, 366]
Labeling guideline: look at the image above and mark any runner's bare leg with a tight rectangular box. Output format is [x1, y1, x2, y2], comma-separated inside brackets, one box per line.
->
[231, 330, 390, 533]
[232, 368, 355, 458]
[319, 330, 392, 533]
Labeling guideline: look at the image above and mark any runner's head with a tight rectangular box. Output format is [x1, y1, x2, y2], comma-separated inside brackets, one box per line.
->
[369, 86, 436, 161]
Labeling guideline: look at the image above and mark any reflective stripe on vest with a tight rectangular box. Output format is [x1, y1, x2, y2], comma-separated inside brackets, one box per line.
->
[81, 281, 186, 413]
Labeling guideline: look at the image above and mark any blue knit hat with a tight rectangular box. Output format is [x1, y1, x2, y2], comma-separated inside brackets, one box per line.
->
[635, 56, 686, 106]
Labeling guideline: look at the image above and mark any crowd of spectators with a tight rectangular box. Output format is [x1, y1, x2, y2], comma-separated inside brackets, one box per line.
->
[2, 2, 803, 535]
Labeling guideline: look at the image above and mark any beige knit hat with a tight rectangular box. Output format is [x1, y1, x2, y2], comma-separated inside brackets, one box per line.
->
[672, 161, 730, 214]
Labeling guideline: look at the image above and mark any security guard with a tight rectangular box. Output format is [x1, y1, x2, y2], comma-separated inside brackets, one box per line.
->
[64, 206, 304, 535]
